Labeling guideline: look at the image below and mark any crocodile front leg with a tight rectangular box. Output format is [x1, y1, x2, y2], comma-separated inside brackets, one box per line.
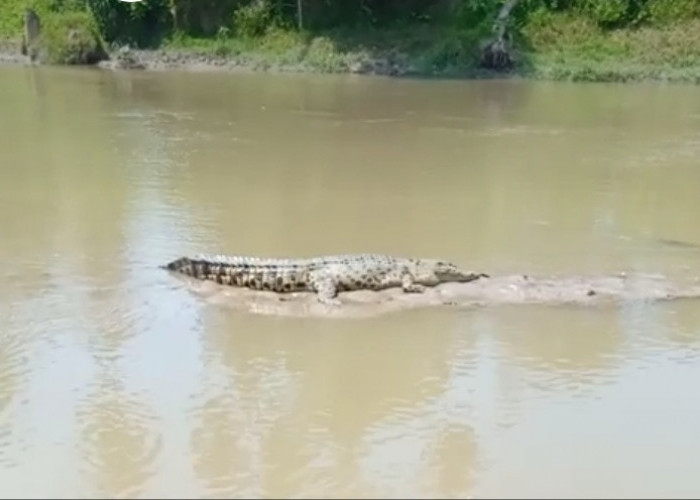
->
[309, 270, 342, 306]
[402, 272, 426, 293]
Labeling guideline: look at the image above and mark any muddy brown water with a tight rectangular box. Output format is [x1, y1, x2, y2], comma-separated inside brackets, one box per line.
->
[2, 66, 700, 498]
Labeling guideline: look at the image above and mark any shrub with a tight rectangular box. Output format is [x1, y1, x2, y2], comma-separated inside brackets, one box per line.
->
[233, 0, 275, 38]
[642, 0, 700, 25]
[41, 11, 106, 64]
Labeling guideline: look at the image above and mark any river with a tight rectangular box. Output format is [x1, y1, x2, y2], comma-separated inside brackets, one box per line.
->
[1, 66, 700, 498]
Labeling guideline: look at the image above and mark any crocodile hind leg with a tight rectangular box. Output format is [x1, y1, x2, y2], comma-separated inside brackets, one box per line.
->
[402, 272, 426, 293]
[309, 271, 342, 306]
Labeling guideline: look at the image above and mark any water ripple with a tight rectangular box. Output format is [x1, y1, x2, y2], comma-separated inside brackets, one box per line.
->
[76, 385, 162, 498]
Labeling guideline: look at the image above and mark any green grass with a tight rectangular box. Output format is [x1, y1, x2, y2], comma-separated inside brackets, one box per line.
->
[161, 24, 490, 75]
[519, 11, 700, 82]
[164, 29, 369, 73]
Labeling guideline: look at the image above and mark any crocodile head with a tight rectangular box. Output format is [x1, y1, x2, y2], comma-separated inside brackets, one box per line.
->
[421, 260, 489, 284]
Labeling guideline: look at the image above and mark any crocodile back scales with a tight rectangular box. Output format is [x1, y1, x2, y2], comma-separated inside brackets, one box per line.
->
[164, 254, 408, 293]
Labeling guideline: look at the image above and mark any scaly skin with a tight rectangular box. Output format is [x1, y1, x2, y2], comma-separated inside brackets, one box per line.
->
[162, 253, 488, 305]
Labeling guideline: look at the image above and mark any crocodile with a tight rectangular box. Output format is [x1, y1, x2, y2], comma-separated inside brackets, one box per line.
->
[162, 253, 489, 306]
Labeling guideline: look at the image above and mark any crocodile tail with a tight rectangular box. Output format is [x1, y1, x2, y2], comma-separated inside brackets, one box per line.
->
[162, 256, 198, 276]
[162, 256, 232, 284]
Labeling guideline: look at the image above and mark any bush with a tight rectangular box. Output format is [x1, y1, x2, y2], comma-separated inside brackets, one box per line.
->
[521, 8, 600, 49]
[0, 2, 25, 38]
[642, 0, 700, 25]
[41, 11, 106, 64]
[304, 36, 344, 72]
[233, 0, 275, 38]
[421, 33, 477, 71]
[576, 0, 628, 25]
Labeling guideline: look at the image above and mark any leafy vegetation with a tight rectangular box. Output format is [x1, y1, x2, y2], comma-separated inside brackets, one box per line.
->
[1, 0, 699, 82]
[41, 10, 106, 64]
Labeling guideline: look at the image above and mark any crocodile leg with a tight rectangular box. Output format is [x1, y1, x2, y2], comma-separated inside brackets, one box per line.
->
[309, 271, 342, 306]
[402, 273, 426, 293]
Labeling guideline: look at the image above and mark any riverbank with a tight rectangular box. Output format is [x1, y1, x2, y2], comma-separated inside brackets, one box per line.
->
[3, 15, 700, 83]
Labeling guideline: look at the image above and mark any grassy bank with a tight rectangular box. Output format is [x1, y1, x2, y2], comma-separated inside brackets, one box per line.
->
[158, 15, 700, 82]
[2, 0, 700, 83]
[521, 11, 700, 82]
[160, 25, 490, 76]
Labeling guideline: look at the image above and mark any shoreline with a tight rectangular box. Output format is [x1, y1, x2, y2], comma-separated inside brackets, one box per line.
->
[0, 39, 507, 79]
[2, 40, 700, 85]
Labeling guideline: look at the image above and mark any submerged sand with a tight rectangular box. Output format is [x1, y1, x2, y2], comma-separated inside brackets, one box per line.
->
[172, 273, 700, 319]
